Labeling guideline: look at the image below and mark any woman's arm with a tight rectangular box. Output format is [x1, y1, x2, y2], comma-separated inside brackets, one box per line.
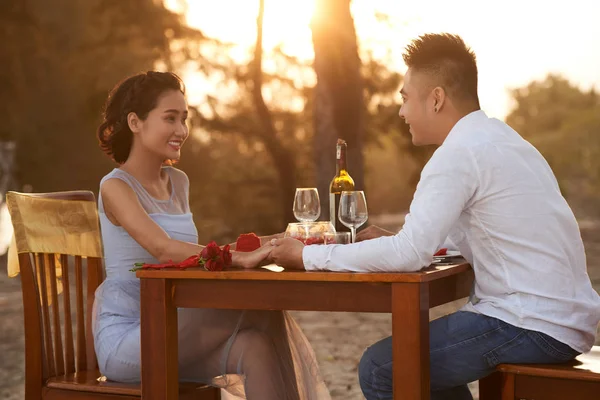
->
[101, 179, 269, 268]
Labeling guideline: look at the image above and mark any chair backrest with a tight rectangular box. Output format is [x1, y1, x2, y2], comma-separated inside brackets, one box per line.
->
[6, 191, 104, 392]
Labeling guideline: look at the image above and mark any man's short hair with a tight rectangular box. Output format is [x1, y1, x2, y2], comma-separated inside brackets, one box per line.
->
[403, 33, 479, 106]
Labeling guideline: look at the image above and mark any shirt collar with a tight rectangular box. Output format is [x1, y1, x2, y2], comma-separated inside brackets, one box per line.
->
[443, 109, 488, 145]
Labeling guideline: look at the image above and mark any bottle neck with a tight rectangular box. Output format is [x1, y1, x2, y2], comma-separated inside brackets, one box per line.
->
[336, 144, 348, 175]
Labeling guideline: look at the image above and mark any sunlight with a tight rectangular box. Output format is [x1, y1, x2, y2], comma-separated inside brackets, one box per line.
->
[175, 0, 316, 61]
[165, 0, 600, 120]
[262, 264, 284, 272]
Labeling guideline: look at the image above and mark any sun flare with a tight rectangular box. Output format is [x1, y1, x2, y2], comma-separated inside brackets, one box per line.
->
[164, 0, 600, 120]
[169, 0, 316, 60]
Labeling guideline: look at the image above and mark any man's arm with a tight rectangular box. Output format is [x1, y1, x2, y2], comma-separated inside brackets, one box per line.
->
[355, 225, 395, 242]
[272, 145, 478, 272]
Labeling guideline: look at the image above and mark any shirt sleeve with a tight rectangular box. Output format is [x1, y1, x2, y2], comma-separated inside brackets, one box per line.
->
[302, 144, 479, 272]
[439, 235, 457, 251]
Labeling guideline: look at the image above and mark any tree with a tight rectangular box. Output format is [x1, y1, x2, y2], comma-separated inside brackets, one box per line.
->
[187, 2, 315, 236]
[506, 74, 600, 214]
[310, 0, 365, 218]
[507, 75, 597, 143]
[360, 55, 436, 195]
[3, 0, 202, 194]
[250, 0, 297, 226]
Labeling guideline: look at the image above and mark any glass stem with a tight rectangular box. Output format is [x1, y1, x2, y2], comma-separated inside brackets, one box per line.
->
[351, 227, 356, 243]
[303, 222, 310, 239]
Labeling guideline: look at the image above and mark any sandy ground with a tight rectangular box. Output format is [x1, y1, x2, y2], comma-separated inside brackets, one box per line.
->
[2, 220, 600, 400]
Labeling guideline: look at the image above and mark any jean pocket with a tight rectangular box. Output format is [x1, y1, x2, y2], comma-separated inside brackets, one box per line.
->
[527, 331, 580, 362]
[483, 330, 529, 367]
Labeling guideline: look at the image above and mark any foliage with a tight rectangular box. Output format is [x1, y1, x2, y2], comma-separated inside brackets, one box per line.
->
[0, 0, 444, 245]
[1, 0, 201, 192]
[506, 74, 600, 215]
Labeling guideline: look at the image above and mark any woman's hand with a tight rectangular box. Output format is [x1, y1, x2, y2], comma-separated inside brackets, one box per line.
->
[232, 243, 274, 269]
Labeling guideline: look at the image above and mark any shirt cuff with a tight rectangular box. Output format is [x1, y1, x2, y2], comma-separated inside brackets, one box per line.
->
[302, 244, 327, 271]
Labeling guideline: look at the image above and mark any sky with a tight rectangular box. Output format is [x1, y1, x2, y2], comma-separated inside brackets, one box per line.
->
[166, 0, 600, 120]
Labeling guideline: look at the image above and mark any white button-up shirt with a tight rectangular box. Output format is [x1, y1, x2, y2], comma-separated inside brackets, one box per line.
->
[303, 110, 600, 353]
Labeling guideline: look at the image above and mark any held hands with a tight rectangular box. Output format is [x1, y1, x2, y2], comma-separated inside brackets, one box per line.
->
[233, 243, 274, 269]
[355, 225, 395, 242]
[259, 232, 285, 246]
[269, 238, 306, 270]
[233, 226, 394, 270]
[228, 232, 284, 250]
[229, 231, 290, 269]
[233, 237, 305, 270]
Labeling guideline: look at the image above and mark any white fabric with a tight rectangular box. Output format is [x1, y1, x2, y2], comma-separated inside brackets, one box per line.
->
[303, 110, 600, 353]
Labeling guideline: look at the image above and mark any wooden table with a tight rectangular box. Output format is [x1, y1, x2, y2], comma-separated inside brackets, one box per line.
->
[137, 262, 473, 400]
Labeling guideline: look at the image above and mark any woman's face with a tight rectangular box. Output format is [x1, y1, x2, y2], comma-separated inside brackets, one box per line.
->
[135, 90, 189, 161]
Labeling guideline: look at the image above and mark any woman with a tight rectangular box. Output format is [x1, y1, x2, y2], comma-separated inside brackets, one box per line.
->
[92, 71, 329, 400]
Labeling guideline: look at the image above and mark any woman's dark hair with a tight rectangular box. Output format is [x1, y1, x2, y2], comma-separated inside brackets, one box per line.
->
[97, 71, 185, 164]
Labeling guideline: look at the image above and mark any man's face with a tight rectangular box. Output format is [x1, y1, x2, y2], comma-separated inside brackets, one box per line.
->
[398, 69, 437, 146]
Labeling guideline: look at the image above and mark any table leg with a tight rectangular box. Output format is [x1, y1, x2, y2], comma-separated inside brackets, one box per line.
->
[392, 282, 429, 399]
[141, 278, 179, 399]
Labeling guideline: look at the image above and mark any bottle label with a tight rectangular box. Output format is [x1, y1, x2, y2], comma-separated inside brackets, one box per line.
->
[336, 147, 341, 160]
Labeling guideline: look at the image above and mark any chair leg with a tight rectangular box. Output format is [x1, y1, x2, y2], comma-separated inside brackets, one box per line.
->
[501, 373, 515, 400]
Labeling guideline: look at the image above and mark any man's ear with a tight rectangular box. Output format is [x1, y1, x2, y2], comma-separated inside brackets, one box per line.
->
[432, 87, 446, 113]
[127, 112, 141, 133]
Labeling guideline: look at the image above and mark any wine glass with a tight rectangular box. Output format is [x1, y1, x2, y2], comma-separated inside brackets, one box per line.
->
[293, 188, 321, 223]
[338, 190, 368, 243]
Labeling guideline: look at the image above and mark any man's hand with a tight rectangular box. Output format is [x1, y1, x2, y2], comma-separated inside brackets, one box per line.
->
[355, 225, 395, 242]
[269, 238, 306, 270]
[259, 232, 285, 246]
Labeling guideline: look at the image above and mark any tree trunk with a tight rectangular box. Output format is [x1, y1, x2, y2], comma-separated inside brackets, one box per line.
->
[252, 0, 297, 228]
[311, 0, 365, 220]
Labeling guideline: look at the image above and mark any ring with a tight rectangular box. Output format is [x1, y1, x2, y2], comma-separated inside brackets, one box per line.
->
[270, 238, 277, 246]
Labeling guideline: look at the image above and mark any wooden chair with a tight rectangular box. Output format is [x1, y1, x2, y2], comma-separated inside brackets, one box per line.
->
[6, 190, 220, 400]
[479, 346, 600, 400]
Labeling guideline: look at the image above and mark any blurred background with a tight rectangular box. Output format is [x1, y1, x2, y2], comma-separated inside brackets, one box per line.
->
[1, 0, 599, 399]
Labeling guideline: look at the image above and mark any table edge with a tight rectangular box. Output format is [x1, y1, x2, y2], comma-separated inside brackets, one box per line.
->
[136, 262, 471, 283]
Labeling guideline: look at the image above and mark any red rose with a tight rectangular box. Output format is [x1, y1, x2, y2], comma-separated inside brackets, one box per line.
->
[236, 232, 261, 252]
[201, 241, 221, 260]
[222, 244, 232, 266]
[132, 240, 231, 273]
[178, 254, 200, 269]
[204, 258, 224, 271]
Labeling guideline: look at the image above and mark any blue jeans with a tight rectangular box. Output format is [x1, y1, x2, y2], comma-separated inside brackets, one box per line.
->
[358, 311, 580, 400]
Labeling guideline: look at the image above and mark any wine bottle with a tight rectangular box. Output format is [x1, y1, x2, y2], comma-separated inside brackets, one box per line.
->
[329, 139, 355, 232]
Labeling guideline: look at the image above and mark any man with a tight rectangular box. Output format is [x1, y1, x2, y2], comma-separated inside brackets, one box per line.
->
[270, 33, 600, 400]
